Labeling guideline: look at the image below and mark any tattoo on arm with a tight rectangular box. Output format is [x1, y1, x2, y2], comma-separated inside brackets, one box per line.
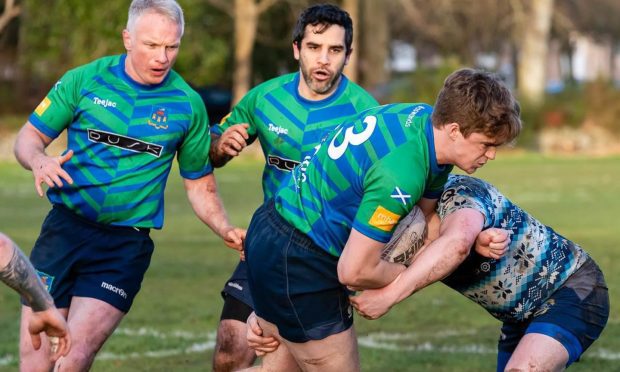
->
[0, 244, 53, 312]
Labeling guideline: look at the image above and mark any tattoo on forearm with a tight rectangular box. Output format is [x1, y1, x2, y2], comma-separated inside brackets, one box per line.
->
[0, 244, 53, 312]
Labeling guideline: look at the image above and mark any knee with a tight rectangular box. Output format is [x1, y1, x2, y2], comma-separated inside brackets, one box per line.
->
[213, 321, 255, 371]
[58, 341, 98, 371]
[504, 361, 542, 372]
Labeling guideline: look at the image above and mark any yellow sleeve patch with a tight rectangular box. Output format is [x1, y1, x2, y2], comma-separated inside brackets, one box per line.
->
[369, 206, 401, 232]
[34, 97, 52, 116]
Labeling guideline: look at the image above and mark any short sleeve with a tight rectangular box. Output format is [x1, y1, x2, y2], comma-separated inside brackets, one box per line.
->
[437, 177, 493, 228]
[352, 152, 428, 243]
[28, 69, 81, 139]
[177, 94, 213, 179]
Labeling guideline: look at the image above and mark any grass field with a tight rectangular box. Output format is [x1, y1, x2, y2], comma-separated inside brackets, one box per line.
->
[0, 152, 619, 371]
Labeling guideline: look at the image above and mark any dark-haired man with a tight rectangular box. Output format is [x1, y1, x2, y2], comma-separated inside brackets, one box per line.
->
[209, 4, 378, 371]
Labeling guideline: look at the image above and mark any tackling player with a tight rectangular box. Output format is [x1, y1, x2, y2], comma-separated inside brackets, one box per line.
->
[351, 175, 609, 371]
[208, 4, 378, 371]
[243, 69, 522, 370]
[13, 1, 244, 370]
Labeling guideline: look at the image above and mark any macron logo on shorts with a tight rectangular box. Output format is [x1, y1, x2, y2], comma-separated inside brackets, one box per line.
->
[101, 281, 128, 299]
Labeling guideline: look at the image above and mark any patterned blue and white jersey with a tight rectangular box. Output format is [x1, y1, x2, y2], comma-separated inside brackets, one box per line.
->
[439, 175, 589, 322]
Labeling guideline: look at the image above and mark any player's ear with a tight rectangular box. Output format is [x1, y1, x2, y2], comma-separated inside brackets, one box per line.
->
[447, 123, 461, 140]
[122, 29, 132, 52]
[344, 48, 352, 65]
[293, 41, 301, 61]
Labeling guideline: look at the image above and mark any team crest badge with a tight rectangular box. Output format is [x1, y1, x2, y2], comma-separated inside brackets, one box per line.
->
[148, 107, 169, 130]
[36, 270, 55, 292]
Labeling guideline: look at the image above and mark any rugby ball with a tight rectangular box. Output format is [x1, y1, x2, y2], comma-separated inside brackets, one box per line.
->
[381, 206, 427, 266]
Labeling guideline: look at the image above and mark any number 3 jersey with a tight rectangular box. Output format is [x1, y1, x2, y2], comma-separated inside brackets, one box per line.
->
[439, 175, 589, 322]
[275, 103, 453, 257]
[211, 72, 378, 200]
[28, 55, 212, 229]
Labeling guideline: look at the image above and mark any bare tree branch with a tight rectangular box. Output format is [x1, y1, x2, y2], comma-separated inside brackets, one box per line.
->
[207, 0, 234, 17]
[0, 0, 21, 34]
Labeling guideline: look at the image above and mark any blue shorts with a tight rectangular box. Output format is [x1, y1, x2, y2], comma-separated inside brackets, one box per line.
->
[245, 200, 353, 343]
[27, 204, 154, 313]
[497, 258, 609, 371]
[221, 260, 253, 308]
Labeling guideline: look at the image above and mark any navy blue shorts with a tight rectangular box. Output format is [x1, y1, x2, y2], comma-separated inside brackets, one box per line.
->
[27, 204, 154, 313]
[245, 200, 353, 343]
[221, 260, 254, 308]
[497, 258, 609, 370]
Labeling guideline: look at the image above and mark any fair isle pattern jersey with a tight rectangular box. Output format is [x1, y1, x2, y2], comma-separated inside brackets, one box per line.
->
[211, 72, 378, 200]
[439, 175, 589, 322]
[29, 55, 212, 229]
[275, 103, 452, 257]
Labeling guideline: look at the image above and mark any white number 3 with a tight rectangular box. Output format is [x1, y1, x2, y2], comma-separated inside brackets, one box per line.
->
[328, 115, 377, 160]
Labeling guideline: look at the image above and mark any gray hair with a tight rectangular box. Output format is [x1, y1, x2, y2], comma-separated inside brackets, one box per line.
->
[127, 0, 185, 36]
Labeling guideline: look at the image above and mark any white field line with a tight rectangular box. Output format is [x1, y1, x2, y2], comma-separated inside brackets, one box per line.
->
[1, 328, 618, 366]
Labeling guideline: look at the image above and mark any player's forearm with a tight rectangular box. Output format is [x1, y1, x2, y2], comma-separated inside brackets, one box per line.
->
[340, 259, 405, 289]
[390, 235, 471, 304]
[0, 236, 54, 312]
[14, 123, 50, 171]
[184, 175, 234, 239]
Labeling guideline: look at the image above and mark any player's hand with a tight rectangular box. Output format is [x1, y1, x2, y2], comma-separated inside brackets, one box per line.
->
[246, 312, 279, 356]
[31, 150, 74, 197]
[215, 124, 250, 158]
[349, 285, 396, 320]
[222, 227, 246, 259]
[28, 308, 71, 362]
[475, 228, 510, 260]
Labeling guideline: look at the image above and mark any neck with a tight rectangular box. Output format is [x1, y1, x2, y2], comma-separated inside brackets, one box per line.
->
[432, 125, 451, 165]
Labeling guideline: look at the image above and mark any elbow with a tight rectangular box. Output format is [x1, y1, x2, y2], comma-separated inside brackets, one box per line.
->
[337, 263, 367, 287]
[452, 236, 473, 260]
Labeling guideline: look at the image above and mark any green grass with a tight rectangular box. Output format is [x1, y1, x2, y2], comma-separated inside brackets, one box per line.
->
[1, 152, 619, 371]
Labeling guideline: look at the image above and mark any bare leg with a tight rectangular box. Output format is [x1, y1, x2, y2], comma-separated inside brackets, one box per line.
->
[21, 297, 125, 372]
[504, 333, 569, 372]
[249, 316, 358, 372]
[213, 319, 257, 371]
[20, 306, 69, 372]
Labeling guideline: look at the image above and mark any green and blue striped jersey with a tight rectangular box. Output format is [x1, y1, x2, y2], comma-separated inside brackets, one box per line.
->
[211, 72, 378, 200]
[275, 103, 453, 257]
[29, 54, 211, 229]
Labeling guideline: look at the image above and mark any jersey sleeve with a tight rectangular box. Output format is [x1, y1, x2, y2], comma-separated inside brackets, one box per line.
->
[177, 93, 213, 179]
[352, 152, 428, 243]
[437, 176, 494, 228]
[28, 69, 82, 139]
[210, 88, 259, 144]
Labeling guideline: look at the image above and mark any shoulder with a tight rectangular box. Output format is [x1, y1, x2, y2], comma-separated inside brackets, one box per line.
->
[61, 55, 121, 82]
[166, 71, 207, 113]
[249, 73, 297, 97]
[340, 77, 379, 106]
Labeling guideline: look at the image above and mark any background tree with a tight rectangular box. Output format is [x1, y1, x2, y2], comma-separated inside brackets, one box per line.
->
[0, 0, 20, 34]
[513, 0, 555, 106]
[208, 0, 280, 104]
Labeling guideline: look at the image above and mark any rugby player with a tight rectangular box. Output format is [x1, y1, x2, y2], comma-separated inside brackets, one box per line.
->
[208, 4, 378, 371]
[351, 174, 609, 371]
[13, 1, 244, 370]
[243, 69, 522, 370]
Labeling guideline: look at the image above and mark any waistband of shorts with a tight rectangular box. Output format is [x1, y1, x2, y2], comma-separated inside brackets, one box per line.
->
[263, 199, 334, 259]
[52, 204, 151, 235]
